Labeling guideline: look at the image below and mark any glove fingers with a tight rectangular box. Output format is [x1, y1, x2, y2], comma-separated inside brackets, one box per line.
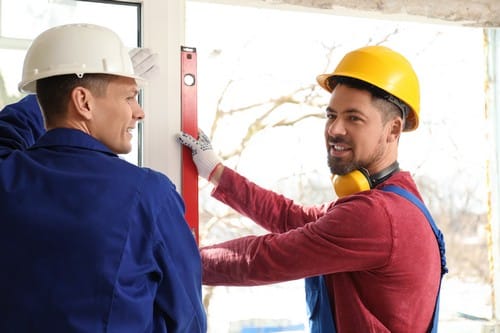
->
[176, 130, 222, 179]
[129, 48, 160, 79]
[128, 47, 142, 59]
[197, 131, 213, 151]
[129, 47, 152, 63]
[198, 130, 210, 143]
[135, 54, 159, 79]
[177, 132, 199, 154]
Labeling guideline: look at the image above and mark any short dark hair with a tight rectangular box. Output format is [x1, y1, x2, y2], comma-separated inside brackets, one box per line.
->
[330, 76, 406, 126]
[36, 74, 114, 126]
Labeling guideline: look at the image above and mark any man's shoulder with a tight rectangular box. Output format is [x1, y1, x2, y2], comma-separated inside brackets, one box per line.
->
[128, 164, 178, 193]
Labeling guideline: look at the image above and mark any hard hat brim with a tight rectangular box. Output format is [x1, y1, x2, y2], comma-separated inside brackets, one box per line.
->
[316, 72, 419, 132]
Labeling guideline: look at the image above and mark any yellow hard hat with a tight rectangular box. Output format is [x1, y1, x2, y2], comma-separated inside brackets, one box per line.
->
[316, 45, 420, 131]
[19, 23, 146, 93]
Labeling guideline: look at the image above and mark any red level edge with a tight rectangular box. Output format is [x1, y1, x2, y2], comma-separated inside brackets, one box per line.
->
[180, 46, 199, 243]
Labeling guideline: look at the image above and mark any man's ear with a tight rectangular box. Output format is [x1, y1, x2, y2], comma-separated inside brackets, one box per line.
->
[70, 87, 93, 120]
[387, 117, 403, 142]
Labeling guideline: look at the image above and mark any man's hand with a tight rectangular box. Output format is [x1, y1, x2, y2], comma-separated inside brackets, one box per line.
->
[129, 48, 159, 80]
[177, 130, 222, 180]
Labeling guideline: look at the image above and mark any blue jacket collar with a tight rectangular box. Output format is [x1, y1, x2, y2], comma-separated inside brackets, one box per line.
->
[30, 128, 117, 157]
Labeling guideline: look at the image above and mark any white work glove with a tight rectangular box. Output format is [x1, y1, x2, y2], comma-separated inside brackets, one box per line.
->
[129, 48, 159, 80]
[176, 130, 222, 180]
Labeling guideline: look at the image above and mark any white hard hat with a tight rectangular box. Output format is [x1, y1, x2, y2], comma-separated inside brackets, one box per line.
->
[18, 23, 146, 93]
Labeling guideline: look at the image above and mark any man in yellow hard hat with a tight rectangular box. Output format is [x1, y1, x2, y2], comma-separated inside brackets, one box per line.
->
[0, 24, 206, 332]
[178, 45, 447, 332]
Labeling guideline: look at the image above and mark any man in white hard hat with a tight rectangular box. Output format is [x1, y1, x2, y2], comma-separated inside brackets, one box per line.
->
[0, 23, 206, 333]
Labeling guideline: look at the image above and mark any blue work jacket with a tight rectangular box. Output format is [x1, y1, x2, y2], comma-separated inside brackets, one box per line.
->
[0, 95, 207, 333]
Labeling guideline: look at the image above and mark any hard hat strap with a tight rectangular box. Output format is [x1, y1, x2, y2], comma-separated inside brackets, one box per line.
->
[385, 94, 409, 122]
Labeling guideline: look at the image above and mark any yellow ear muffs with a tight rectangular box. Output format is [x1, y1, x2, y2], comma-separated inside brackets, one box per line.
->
[332, 170, 371, 198]
[332, 162, 401, 198]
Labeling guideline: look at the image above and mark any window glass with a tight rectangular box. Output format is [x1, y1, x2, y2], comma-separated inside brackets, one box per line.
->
[0, 0, 141, 164]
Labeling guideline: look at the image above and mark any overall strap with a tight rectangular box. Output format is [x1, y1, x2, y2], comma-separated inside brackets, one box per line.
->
[305, 275, 336, 333]
[382, 185, 448, 333]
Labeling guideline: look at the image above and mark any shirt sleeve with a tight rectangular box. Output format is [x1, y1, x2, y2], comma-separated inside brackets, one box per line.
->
[0, 94, 45, 157]
[148, 174, 207, 332]
[203, 169, 394, 286]
[212, 167, 332, 233]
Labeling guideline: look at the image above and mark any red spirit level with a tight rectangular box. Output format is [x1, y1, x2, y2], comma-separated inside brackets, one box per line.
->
[180, 46, 199, 243]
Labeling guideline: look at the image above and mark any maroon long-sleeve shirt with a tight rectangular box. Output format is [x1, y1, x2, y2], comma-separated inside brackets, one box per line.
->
[201, 167, 441, 332]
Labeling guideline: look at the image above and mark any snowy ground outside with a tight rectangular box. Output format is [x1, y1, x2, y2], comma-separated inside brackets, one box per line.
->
[439, 277, 493, 333]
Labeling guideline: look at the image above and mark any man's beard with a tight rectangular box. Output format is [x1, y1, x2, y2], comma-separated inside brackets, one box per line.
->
[328, 155, 360, 175]
[326, 135, 361, 175]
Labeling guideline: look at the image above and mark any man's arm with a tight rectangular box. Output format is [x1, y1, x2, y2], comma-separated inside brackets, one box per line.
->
[0, 94, 45, 157]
